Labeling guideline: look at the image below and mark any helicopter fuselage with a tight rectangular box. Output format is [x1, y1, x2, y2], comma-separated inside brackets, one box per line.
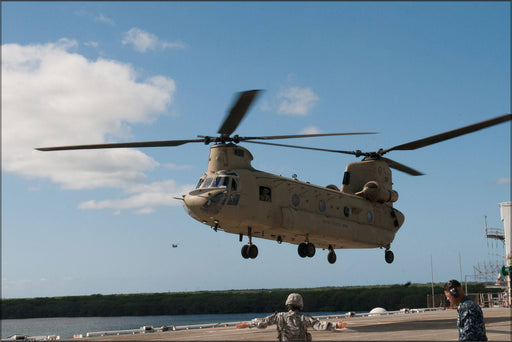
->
[183, 144, 405, 253]
[34, 86, 510, 265]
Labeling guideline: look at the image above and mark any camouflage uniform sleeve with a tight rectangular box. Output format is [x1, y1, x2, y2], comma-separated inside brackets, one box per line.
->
[457, 299, 487, 341]
[302, 314, 336, 331]
[248, 312, 279, 329]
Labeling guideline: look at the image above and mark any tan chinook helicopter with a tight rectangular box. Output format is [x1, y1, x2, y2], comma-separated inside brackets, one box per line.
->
[37, 90, 512, 264]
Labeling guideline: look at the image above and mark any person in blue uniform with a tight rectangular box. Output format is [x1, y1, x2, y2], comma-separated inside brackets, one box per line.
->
[443, 279, 487, 341]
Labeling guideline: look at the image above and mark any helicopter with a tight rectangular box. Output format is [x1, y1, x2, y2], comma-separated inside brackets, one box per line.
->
[36, 90, 511, 264]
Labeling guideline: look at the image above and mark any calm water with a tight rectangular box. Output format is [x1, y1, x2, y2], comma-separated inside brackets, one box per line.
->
[1, 312, 349, 339]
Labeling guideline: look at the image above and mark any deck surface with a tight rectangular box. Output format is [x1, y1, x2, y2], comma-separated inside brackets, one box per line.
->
[65, 307, 511, 341]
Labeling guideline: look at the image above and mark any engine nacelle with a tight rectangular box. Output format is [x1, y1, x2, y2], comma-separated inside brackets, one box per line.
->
[355, 181, 398, 203]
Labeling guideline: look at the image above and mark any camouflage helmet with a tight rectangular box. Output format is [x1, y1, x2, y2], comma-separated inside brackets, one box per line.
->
[285, 293, 304, 310]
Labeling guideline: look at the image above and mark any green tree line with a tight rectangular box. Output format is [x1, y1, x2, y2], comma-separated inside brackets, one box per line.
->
[0, 283, 497, 319]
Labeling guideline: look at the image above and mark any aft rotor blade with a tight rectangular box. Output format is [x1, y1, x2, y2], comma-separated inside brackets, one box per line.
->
[381, 157, 424, 176]
[218, 90, 263, 136]
[381, 113, 512, 154]
[244, 140, 360, 156]
[36, 139, 205, 151]
[241, 132, 377, 141]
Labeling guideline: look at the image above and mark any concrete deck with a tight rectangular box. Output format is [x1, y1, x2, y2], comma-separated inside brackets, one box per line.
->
[67, 307, 511, 341]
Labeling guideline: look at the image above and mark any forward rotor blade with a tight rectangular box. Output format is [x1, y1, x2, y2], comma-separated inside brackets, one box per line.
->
[36, 139, 205, 151]
[382, 113, 512, 154]
[243, 140, 360, 156]
[241, 132, 377, 141]
[218, 90, 262, 136]
[381, 157, 424, 176]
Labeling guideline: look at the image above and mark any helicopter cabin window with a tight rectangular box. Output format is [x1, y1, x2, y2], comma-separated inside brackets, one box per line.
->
[234, 148, 245, 157]
[318, 200, 326, 212]
[292, 194, 300, 207]
[259, 186, 271, 202]
[342, 172, 350, 185]
[367, 211, 373, 223]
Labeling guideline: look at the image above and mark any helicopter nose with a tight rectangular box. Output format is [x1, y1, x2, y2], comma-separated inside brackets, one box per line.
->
[183, 189, 228, 218]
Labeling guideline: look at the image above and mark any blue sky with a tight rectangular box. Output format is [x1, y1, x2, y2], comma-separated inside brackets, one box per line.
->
[2, 2, 510, 299]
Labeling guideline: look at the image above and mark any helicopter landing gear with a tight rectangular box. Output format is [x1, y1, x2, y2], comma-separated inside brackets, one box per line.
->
[241, 227, 258, 259]
[241, 244, 258, 259]
[385, 249, 394, 264]
[298, 242, 315, 258]
[327, 245, 337, 264]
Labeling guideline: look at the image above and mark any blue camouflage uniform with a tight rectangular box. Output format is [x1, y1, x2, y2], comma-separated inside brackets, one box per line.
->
[457, 296, 487, 341]
[248, 310, 335, 341]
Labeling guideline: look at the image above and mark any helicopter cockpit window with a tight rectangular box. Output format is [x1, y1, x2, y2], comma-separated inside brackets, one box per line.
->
[197, 176, 239, 190]
[195, 178, 205, 189]
[201, 177, 214, 188]
[259, 186, 271, 202]
[212, 176, 229, 188]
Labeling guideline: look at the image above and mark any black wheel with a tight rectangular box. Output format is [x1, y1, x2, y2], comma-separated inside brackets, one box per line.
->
[385, 250, 394, 264]
[241, 245, 250, 259]
[248, 244, 258, 259]
[328, 251, 337, 264]
[298, 243, 308, 258]
[306, 243, 316, 258]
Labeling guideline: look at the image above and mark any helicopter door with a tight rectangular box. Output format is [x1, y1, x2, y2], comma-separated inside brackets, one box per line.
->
[226, 176, 240, 206]
[256, 185, 274, 224]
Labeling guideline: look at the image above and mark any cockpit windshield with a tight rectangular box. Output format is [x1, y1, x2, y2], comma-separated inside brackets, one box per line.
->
[212, 176, 229, 188]
[195, 174, 239, 190]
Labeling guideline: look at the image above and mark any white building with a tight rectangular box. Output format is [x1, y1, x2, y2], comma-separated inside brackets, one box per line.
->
[499, 201, 511, 306]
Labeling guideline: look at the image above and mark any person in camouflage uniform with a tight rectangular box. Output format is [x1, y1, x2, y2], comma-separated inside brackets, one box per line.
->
[443, 280, 487, 341]
[236, 293, 347, 341]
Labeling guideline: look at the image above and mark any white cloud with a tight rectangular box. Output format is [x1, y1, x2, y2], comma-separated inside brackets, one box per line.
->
[164, 162, 193, 170]
[78, 180, 194, 214]
[274, 86, 319, 116]
[84, 41, 99, 48]
[299, 126, 323, 135]
[277, 86, 319, 116]
[261, 86, 319, 116]
[495, 177, 511, 185]
[95, 14, 115, 25]
[122, 27, 187, 53]
[74, 9, 115, 26]
[2, 39, 188, 213]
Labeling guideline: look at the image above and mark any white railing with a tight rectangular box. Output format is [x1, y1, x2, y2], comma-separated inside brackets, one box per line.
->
[84, 326, 160, 338]
[78, 307, 447, 337]
[2, 307, 447, 341]
[1, 335, 60, 342]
